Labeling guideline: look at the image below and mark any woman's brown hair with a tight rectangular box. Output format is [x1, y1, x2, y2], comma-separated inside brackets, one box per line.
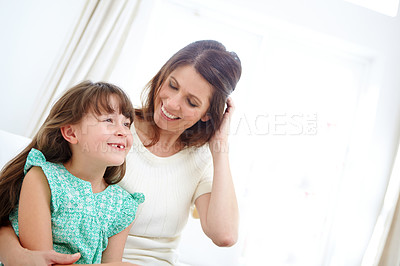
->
[0, 80, 134, 226]
[136, 40, 242, 147]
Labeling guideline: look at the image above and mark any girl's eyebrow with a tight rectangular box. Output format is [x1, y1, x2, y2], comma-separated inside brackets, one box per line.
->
[170, 76, 203, 106]
[99, 112, 132, 122]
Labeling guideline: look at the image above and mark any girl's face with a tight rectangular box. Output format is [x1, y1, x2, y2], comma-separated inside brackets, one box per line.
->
[154, 65, 213, 135]
[73, 95, 133, 167]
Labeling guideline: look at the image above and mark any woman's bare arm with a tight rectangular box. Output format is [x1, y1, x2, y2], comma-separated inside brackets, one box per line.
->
[0, 225, 80, 265]
[195, 97, 239, 247]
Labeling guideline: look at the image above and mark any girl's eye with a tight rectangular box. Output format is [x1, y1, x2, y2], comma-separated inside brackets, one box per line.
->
[104, 118, 113, 123]
[124, 122, 131, 128]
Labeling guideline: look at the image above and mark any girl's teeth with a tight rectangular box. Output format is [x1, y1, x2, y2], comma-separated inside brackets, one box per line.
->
[111, 144, 125, 149]
[162, 105, 179, 119]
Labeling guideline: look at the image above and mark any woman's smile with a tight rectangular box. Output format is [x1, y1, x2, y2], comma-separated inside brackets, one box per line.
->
[161, 103, 180, 120]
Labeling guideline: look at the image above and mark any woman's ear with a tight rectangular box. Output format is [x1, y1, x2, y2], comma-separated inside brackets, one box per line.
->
[60, 125, 78, 144]
[201, 113, 211, 122]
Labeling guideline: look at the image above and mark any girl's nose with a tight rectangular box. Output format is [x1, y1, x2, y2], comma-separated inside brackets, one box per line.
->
[115, 124, 128, 137]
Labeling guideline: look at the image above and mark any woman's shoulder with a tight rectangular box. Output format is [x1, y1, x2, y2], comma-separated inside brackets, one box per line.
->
[187, 143, 212, 159]
[179, 144, 212, 169]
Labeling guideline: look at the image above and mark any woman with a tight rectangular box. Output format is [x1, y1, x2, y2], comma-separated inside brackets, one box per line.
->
[0, 40, 241, 265]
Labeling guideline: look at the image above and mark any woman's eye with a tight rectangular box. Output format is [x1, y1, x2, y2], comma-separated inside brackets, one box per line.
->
[187, 99, 197, 107]
[104, 118, 113, 123]
[169, 81, 178, 90]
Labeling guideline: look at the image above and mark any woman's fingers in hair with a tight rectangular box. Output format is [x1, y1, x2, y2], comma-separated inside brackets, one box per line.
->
[225, 97, 235, 116]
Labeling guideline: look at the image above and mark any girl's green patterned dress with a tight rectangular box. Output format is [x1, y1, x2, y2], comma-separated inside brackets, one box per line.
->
[9, 148, 145, 264]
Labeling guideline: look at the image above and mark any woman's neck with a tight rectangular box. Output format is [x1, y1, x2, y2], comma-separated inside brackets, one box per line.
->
[134, 118, 185, 157]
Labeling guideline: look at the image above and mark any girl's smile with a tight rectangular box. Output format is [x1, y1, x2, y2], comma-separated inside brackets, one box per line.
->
[108, 143, 127, 150]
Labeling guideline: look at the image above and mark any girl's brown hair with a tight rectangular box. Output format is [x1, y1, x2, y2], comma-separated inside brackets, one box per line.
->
[136, 40, 242, 147]
[0, 80, 134, 226]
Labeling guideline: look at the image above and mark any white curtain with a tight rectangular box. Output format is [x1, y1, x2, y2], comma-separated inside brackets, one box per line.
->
[26, 0, 142, 137]
[379, 195, 400, 266]
[362, 141, 400, 266]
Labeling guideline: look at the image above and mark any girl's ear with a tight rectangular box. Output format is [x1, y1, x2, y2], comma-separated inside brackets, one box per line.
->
[201, 113, 211, 122]
[60, 125, 78, 144]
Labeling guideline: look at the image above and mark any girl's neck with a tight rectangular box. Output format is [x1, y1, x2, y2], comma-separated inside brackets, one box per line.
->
[63, 158, 108, 193]
[135, 118, 185, 157]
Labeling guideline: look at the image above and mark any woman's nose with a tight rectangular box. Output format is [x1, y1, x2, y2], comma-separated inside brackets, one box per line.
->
[166, 95, 181, 110]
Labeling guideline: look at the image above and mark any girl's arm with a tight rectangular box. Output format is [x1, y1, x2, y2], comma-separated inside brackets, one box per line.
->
[0, 166, 80, 265]
[101, 222, 134, 263]
[195, 97, 239, 247]
[18, 166, 53, 250]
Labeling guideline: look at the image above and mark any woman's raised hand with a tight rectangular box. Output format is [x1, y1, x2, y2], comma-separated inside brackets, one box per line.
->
[209, 97, 235, 154]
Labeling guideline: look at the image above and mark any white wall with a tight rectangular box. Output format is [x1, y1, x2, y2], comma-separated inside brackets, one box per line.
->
[0, 0, 86, 136]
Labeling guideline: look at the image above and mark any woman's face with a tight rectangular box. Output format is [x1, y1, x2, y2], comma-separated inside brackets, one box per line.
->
[154, 65, 213, 135]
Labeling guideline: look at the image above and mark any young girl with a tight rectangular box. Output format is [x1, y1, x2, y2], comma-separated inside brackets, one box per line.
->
[0, 81, 144, 264]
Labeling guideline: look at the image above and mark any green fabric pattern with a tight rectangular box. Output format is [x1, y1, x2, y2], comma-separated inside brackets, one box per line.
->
[9, 148, 144, 264]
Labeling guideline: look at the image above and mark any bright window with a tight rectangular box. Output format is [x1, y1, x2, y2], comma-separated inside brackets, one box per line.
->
[344, 0, 399, 17]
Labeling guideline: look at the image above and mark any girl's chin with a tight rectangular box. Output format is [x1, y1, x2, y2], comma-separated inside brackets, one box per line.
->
[108, 160, 125, 167]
